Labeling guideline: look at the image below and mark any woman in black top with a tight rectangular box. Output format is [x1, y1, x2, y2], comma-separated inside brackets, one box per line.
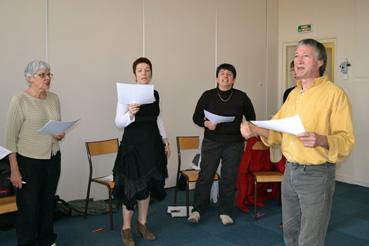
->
[188, 63, 255, 225]
[113, 57, 170, 246]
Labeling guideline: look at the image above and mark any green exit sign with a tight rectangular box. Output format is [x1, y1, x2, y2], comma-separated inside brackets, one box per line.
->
[298, 24, 312, 33]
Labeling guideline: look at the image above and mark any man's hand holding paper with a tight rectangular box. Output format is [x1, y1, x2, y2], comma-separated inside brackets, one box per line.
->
[251, 115, 305, 135]
[296, 132, 329, 149]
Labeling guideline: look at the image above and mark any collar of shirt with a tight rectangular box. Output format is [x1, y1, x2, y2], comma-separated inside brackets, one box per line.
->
[296, 75, 327, 92]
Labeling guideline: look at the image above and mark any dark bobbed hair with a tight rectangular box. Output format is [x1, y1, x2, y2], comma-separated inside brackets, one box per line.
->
[132, 57, 152, 75]
[297, 39, 327, 76]
[216, 63, 237, 79]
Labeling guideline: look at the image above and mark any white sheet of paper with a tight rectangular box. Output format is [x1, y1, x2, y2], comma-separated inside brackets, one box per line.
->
[38, 119, 79, 135]
[204, 110, 235, 124]
[116, 82, 155, 105]
[251, 115, 305, 135]
[98, 175, 113, 182]
[0, 146, 11, 160]
[167, 206, 193, 217]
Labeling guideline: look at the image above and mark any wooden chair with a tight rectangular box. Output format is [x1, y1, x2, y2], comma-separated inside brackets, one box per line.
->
[0, 195, 17, 215]
[173, 136, 219, 217]
[84, 138, 119, 230]
[251, 141, 283, 220]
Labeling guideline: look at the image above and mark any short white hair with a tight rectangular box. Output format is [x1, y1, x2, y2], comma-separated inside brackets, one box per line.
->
[24, 60, 50, 78]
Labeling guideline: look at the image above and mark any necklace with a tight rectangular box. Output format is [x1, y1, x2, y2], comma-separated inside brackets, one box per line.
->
[217, 89, 233, 102]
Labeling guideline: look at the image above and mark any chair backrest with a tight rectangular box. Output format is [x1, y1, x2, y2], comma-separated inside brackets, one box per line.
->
[176, 136, 200, 174]
[85, 138, 119, 179]
[86, 138, 119, 157]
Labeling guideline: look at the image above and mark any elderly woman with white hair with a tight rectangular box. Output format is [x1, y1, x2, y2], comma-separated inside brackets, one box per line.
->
[5, 60, 64, 246]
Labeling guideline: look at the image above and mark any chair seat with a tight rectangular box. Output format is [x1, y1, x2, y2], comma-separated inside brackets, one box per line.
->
[252, 171, 283, 220]
[181, 169, 219, 183]
[0, 195, 17, 215]
[252, 171, 283, 183]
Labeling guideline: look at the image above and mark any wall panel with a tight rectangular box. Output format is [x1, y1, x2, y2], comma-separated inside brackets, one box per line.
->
[0, 0, 46, 146]
[48, 0, 143, 200]
[144, 0, 216, 186]
[354, 0, 369, 79]
[217, 0, 267, 119]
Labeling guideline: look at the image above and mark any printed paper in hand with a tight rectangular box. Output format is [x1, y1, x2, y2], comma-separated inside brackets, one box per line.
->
[251, 115, 305, 135]
[0, 146, 11, 160]
[204, 110, 235, 124]
[38, 119, 79, 135]
[98, 175, 113, 182]
[116, 82, 155, 105]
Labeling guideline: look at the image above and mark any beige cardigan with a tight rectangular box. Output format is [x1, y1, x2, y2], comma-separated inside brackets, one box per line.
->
[5, 91, 61, 159]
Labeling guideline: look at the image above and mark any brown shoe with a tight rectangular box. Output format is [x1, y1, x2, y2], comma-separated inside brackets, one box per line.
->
[121, 228, 135, 246]
[136, 221, 156, 240]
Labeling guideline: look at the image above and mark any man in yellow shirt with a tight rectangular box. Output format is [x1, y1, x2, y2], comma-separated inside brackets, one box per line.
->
[241, 38, 355, 246]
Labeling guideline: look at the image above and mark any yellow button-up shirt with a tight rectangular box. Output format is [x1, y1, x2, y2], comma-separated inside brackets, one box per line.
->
[262, 76, 355, 165]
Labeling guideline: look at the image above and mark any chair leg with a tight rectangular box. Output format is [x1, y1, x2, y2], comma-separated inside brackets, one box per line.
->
[254, 178, 257, 220]
[108, 188, 114, 230]
[84, 180, 92, 218]
[278, 183, 282, 206]
[173, 181, 179, 206]
[186, 181, 190, 217]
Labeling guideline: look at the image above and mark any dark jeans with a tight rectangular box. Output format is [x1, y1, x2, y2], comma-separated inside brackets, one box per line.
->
[193, 138, 244, 216]
[16, 152, 61, 246]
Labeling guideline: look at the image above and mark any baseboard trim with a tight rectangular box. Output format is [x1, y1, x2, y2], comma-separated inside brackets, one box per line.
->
[336, 174, 369, 188]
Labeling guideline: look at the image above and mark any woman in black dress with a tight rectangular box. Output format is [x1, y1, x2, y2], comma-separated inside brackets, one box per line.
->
[113, 57, 170, 246]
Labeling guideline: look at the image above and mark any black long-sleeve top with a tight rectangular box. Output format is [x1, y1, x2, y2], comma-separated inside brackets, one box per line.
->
[193, 88, 256, 143]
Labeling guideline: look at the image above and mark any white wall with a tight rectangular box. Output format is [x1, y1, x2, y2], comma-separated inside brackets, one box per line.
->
[278, 0, 369, 187]
[266, 0, 279, 116]
[0, 0, 276, 201]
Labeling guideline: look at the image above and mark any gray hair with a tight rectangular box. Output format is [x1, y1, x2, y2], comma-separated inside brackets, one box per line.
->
[24, 60, 51, 79]
[297, 39, 327, 76]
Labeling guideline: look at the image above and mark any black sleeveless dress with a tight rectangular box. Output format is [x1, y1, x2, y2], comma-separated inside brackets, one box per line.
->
[113, 90, 168, 210]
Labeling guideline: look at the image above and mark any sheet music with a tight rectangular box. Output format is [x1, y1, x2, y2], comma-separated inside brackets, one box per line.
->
[116, 82, 155, 105]
[0, 146, 11, 160]
[167, 206, 194, 217]
[204, 110, 235, 124]
[38, 119, 79, 135]
[98, 175, 113, 182]
[251, 115, 305, 135]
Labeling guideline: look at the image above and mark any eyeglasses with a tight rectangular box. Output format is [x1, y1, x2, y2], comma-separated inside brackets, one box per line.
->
[34, 72, 54, 78]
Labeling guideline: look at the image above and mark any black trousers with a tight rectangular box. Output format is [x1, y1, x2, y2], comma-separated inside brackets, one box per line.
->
[193, 138, 244, 216]
[16, 152, 61, 246]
